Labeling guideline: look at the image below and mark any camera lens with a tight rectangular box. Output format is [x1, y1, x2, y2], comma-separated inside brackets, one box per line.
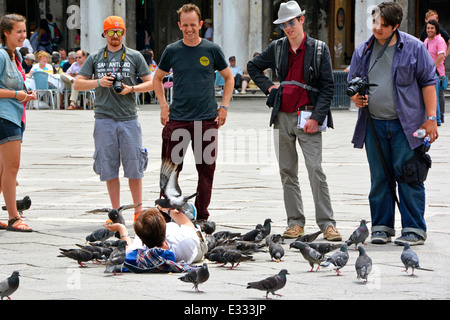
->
[346, 85, 358, 97]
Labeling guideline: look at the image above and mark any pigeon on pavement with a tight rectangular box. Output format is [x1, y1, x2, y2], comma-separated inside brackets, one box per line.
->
[104, 240, 127, 275]
[256, 218, 273, 240]
[401, 242, 433, 276]
[201, 220, 216, 235]
[306, 242, 341, 255]
[2, 196, 31, 218]
[58, 248, 100, 267]
[295, 230, 322, 243]
[346, 219, 370, 249]
[155, 158, 198, 210]
[355, 245, 372, 282]
[291, 241, 325, 272]
[321, 243, 349, 276]
[247, 269, 289, 299]
[0, 271, 20, 300]
[268, 237, 284, 262]
[76, 244, 113, 260]
[179, 263, 210, 292]
[221, 249, 253, 269]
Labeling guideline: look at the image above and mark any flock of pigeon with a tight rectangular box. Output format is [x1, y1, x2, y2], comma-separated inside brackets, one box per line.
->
[0, 164, 433, 300]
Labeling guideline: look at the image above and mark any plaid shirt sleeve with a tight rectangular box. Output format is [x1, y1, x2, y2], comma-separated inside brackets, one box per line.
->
[124, 248, 195, 273]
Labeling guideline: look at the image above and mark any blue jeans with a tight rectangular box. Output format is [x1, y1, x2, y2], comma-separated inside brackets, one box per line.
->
[435, 74, 441, 125]
[365, 118, 427, 240]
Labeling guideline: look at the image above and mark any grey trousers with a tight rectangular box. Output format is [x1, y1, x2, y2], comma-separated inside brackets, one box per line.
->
[273, 111, 336, 231]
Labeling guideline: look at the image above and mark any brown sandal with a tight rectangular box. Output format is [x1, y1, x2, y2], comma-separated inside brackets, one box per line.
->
[6, 217, 33, 232]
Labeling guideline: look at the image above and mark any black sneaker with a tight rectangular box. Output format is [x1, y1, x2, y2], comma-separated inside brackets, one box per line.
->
[394, 232, 425, 246]
[371, 231, 391, 244]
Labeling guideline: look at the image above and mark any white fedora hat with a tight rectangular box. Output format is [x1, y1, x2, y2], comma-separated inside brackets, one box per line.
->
[273, 1, 305, 25]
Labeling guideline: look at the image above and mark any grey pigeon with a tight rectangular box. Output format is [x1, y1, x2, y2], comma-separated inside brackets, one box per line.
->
[85, 227, 116, 242]
[306, 242, 341, 255]
[179, 263, 210, 292]
[235, 241, 265, 253]
[201, 220, 216, 235]
[355, 245, 372, 282]
[76, 244, 113, 260]
[104, 240, 127, 275]
[205, 246, 227, 263]
[346, 219, 370, 249]
[401, 242, 433, 276]
[241, 228, 262, 242]
[213, 231, 241, 241]
[221, 249, 253, 269]
[0, 271, 20, 300]
[265, 234, 284, 247]
[2, 196, 31, 218]
[247, 269, 289, 299]
[86, 203, 142, 225]
[269, 241, 285, 262]
[295, 230, 322, 243]
[155, 158, 198, 210]
[256, 218, 273, 240]
[58, 248, 100, 267]
[292, 241, 325, 272]
[321, 243, 349, 276]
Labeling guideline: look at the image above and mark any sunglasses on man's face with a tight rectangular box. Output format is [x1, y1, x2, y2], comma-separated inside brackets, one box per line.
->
[279, 19, 297, 30]
[106, 30, 124, 37]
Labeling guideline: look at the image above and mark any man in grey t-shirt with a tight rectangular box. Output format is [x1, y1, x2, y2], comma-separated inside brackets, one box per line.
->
[74, 16, 153, 221]
[153, 4, 234, 223]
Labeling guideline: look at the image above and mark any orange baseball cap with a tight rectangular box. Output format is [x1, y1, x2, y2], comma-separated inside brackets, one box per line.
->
[102, 16, 125, 37]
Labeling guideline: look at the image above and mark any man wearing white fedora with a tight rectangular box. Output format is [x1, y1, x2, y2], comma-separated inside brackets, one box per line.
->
[248, 1, 341, 240]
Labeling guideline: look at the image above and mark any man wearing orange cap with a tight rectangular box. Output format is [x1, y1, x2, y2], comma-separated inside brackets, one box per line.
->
[75, 16, 153, 222]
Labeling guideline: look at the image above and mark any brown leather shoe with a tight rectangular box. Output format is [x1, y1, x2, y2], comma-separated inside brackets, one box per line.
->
[283, 225, 304, 238]
[323, 225, 342, 241]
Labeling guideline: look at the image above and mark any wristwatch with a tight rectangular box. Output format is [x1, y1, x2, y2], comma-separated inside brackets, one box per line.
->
[427, 116, 437, 122]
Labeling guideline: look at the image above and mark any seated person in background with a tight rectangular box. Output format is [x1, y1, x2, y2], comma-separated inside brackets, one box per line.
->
[22, 53, 35, 75]
[62, 51, 76, 73]
[52, 52, 63, 74]
[241, 52, 262, 94]
[28, 50, 54, 78]
[60, 50, 88, 109]
[229, 55, 243, 93]
[58, 48, 68, 68]
[105, 207, 207, 269]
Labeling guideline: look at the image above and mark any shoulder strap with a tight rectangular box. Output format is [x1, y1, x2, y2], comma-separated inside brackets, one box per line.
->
[313, 39, 324, 79]
[274, 37, 285, 78]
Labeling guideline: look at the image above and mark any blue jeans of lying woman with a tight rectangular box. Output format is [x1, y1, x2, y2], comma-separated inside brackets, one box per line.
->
[365, 118, 426, 240]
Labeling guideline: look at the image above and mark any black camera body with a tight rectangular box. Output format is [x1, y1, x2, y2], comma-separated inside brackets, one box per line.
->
[346, 77, 378, 97]
[110, 73, 124, 94]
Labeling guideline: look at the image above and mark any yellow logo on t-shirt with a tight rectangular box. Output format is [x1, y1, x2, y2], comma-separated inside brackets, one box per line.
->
[200, 56, 210, 66]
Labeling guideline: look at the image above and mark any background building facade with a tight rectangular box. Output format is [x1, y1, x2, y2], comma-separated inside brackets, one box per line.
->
[1, 0, 448, 72]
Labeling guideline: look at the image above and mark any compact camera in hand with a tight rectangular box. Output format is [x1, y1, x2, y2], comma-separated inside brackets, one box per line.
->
[346, 77, 378, 97]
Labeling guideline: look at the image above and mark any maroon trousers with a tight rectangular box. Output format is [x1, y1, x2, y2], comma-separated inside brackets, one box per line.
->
[161, 119, 218, 220]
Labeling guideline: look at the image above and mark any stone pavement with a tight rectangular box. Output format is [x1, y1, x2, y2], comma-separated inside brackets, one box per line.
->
[0, 99, 449, 301]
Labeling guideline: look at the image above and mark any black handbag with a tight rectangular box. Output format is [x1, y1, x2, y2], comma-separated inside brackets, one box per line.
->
[397, 145, 432, 185]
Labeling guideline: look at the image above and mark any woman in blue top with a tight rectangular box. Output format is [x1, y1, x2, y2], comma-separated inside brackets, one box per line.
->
[0, 14, 37, 232]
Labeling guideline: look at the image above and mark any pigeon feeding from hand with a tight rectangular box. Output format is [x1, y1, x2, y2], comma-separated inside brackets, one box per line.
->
[85, 227, 116, 243]
[346, 219, 370, 249]
[355, 245, 372, 282]
[86, 203, 142, 225]
[2, 196, 31, 218]
[155, 158, 198, 210]
[179, 263, 210, 292]
[401, 242, 433, 276]
[0, 271, 20, 300]
[247, 269, 289, 299]
[321, 243, 349, 276]
[58, 248, 101, 268]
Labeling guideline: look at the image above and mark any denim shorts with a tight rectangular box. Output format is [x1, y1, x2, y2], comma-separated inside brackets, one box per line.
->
[0, 118, 25, 145]
[93, 118, 148, 181]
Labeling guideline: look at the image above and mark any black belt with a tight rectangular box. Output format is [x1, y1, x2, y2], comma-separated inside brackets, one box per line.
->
[296, 105, 314, 112]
